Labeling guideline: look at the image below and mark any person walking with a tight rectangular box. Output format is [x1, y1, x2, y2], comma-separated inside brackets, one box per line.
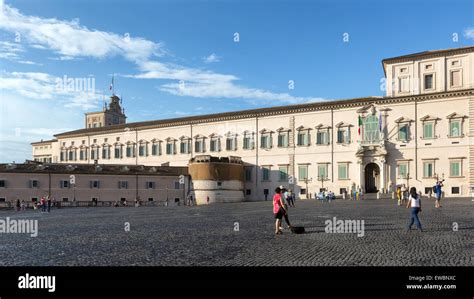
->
[273, 187, 289, 235]
[40, 196, 46, 212]
[288, 190, 295, 207]
[206, 195, 210, 205]
[21, 199, 26, 211]
[16, 199, 21, 212]
[433, 181, 443, 208]
[47, 196, 52, 213]
[396, 186, 402, 206]
[406, 187, 423, 232]
[401, 184, 408, 205]
[278, 186, 292, 230]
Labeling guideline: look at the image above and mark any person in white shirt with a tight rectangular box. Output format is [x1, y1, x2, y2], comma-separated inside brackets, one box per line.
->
[406, 187, 423, 232]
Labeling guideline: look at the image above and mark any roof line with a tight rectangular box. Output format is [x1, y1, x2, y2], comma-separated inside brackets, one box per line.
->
[52, 88, 474, 139]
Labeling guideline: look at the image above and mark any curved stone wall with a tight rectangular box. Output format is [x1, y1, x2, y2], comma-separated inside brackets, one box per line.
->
[188, 156, 244, 204]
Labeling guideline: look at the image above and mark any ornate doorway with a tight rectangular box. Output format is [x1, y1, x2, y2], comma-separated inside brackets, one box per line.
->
[364, 163, 380, 193]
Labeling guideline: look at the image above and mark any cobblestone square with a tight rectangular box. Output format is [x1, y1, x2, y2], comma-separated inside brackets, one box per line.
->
[0, 198, 472, 266]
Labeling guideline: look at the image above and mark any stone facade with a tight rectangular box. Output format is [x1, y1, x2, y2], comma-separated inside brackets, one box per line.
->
[31, 47, 474, 199]
[0, 163, 189, 204]
[188, 156, 244, 204]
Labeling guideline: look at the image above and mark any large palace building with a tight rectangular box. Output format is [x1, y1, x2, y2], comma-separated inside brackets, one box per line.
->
[30, 46, 474, 200]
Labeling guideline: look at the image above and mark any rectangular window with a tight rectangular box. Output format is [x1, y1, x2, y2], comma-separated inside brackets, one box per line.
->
[118, 181, 128, 189]
[126, 145, 135, 157]
[316, 131, 329, 145]
[243, 135, 254, 150]
[423, 123, 433, 139]
[450, 160, 461, 177]
[166, 143, 174, 155]
[246, 189, 251, 195]
[278, 166, 288, 181]
[68, 150, 75, 161]
[0, 180, 5, 188]
[337, 128, 350, 143]
[245, 167, 252, 182]
[398, 124, 409, 141]
[277, 133, 289, 147]
[450, 70, 461, 87]
[90, 180, 100, 189]
[180, 141, 190, 154]
[298, 165, 308, 181]
[114, 146, 121, 158]
[297, 131, 309, 146]
[399, 76, 409, 92]
[146, 181, 155, 189]
[102, 147, 110, 159]
[423, 161, 434, 178]
[338, 163, 348, 180]
[152, 143, 160, 155]
[300, 188, 307, 195]
[60, 180, 70, 188]
[260, 135, 271, 149]
[451, 187, 460, 194]
[210, 138, 219, 152]
[317, 164, 328, 180]
[194, 140, 204, 153]
[398, 163, 408, 179]
[226, 137, 236, 151]
[424, 74, 433, 90]
[262, 167, 270, 181]
[30, 180, 39, 188]
[449, 120, 461, 137]
[139, 145, 147, 156]
[62, 198, 69, 202]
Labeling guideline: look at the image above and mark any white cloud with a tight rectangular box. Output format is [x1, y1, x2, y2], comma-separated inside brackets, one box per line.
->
[0, 71, 101, 109]
[0, 4, 165, 62]
[160, 81, 327, 105]
[464, 27, 474, 39]
[0, 3, 327, 105]
[203, 53, 220, 63]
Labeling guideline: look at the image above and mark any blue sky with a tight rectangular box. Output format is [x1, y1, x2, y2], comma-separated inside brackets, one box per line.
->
[0, 0, 473, 162]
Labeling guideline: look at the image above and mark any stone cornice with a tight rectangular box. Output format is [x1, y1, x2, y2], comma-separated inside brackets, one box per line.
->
[53, 88, 474, 139]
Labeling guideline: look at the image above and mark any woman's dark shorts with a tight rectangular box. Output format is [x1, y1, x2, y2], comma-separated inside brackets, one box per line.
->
[274, 209, 284, 219]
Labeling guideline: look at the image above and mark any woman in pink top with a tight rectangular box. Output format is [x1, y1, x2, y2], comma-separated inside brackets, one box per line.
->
[273, 187, 287, 235]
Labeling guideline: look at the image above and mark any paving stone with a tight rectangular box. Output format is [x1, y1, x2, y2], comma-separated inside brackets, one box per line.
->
[0, 198, 472, 266]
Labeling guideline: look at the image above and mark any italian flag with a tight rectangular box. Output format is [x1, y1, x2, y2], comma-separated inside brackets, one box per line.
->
[358, 115, 362, 135]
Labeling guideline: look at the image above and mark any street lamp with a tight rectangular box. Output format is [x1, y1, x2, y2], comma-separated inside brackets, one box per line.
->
[317, 175, 326, 192]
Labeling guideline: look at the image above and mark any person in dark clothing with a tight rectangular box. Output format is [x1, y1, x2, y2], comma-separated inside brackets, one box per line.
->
[47, 196, 52, 213]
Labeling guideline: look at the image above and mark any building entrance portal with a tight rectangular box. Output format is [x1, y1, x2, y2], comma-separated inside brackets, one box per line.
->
[365, 163, 380, 193]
